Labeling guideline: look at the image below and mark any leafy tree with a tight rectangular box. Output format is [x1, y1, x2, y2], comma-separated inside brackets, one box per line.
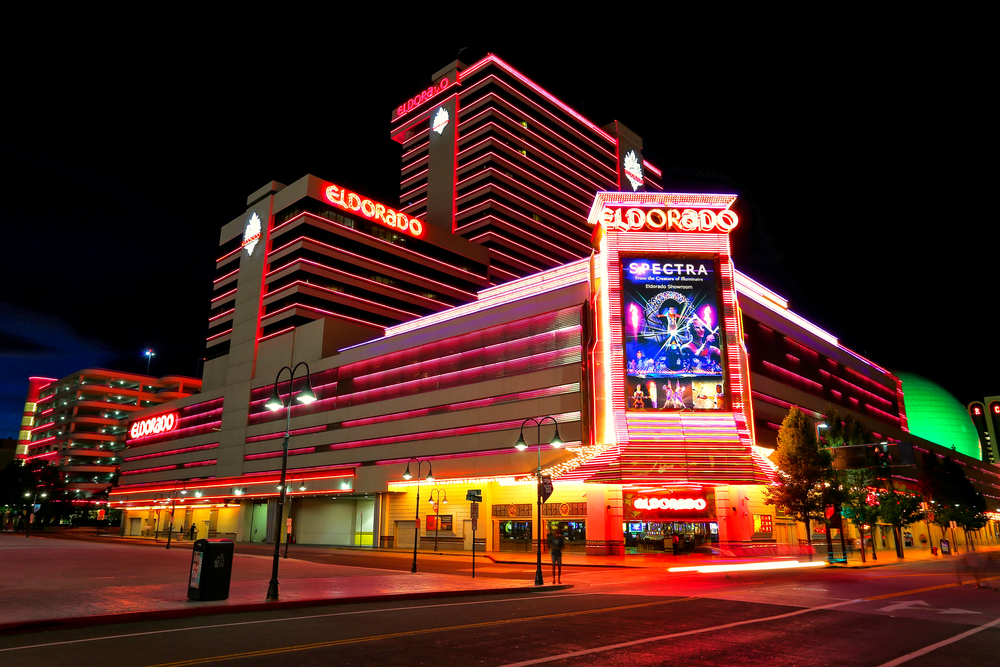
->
[766, 407, 836, 558]
[0, 460, 65, 529]
[839, 468, 881, 562]
[820, 409, 872, 448]
[920, 453, 988, 553]
[876, 489, 925, 558]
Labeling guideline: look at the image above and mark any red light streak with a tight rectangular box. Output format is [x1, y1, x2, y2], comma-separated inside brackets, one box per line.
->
[265, 280, 420, 318]
[208, 308, 235, 322]
[123, 443, 219, 462]
[211, 288, 237, 303]
[258, 326, 295, 343]
[206, 328, 233, 342]
[111, 470, 354, 496]
[643, 160, 662, 177]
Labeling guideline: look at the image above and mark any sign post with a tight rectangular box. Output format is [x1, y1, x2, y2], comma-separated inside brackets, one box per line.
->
[467, 490, 482, 578]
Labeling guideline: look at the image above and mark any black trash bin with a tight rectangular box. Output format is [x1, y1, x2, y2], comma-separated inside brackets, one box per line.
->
[188, 539, 234, 601]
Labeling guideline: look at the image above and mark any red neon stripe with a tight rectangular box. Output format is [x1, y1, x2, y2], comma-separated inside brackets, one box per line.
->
[123, 443, 219, 462]
[211, 288, 237, 303]
[268, 235, 479, 296]
[265, 280, 420, 318]
[260, 302, 383, 329]
[111, 470, 354, 495]
[460, 56, 615, 145]
[208, 308, 235, 322]
[456, 109, 613, 190]
[258, 326, 295, 343]
[206, 329, 232, 342]
[216, 246, 242, 263]
[213, 268, 240, 284]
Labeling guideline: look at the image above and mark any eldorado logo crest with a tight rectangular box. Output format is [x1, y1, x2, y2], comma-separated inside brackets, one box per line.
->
[242, 212, 262, 256]
[623, 150, 644, 191]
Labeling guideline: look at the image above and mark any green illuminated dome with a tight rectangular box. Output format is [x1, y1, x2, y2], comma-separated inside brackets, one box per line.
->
[896, 372, 981, 460]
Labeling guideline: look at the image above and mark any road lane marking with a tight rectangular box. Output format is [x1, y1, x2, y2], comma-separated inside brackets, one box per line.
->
[0, 593, 596, 653]
[875, 616, 1000, 666]
[496, 598, 865, 667]
[138, 598, 698, 667]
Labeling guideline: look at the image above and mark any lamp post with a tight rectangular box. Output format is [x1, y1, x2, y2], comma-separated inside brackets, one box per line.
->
[24, 490, 48, 538]
[428, 488, 448, 551]
[145, 349, 155, 375]
[165, 484, 187, 550]
[514, 416, 563, 586]
[264, 362, 317, 601]
[153, 493, 165, 541]
[283, 475, 306, 559]
[402, 458, 434, 573]
[118, 496, 129, 537]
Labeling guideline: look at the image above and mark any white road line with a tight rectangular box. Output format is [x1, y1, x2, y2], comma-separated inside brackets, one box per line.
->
[876, 616, 1000, 667]
[0, 593, 594, 653]
[497, 598, 864, 667]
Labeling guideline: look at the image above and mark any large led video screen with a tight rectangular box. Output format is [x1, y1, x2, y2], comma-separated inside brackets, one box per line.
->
[622, 258, 727, 411]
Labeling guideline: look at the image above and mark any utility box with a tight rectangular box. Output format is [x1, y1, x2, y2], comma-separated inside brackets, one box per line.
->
[188, 539, 234, 600]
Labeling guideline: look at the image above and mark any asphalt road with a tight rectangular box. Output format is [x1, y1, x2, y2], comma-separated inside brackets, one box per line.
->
[2, 554, 997, 667]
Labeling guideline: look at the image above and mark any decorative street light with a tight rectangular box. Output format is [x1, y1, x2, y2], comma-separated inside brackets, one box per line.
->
[402, 458, 434, 572]
[428, 488, 448, 551]
[264, 362, 317, 601]
[24, 490, 48, 538]
[283, 474, 307, 559]
[165, 483, 187, 550]
[514, 416, 563, 586]
[145, 349, 155, 375]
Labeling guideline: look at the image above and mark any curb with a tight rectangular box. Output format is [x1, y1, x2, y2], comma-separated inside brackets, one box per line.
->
[0, 584, 573, 636]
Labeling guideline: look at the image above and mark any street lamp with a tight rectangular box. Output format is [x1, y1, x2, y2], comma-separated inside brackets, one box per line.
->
[165, 483, 187, 550]
[402, 458, 434, 572]
[24, 490, 48, 538]
[428, 488, 448, 551]
[283, 474, 306, 559]
[145, 349, 155, 375]
[153, 493, 165, 541]
[514, 416, 563, 586]
[264, 362, 316, 601]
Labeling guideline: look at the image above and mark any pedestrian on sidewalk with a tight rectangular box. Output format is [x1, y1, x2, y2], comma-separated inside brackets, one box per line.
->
[189, 524, 198, 540]
[548, 527, 564, 584]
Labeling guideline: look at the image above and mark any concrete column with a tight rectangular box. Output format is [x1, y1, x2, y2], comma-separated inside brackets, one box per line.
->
[585, 485, 624, 555]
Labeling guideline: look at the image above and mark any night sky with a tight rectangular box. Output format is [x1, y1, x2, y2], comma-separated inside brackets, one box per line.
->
[2, 20, 994, 439]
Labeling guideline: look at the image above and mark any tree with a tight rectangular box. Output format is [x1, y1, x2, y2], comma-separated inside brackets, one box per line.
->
[820, 409, 872, 448]
[839, 468, 881, 562]
[920, 454, 988, 553]
[766, 407, 835, 558]
[876, 490, 925, 558]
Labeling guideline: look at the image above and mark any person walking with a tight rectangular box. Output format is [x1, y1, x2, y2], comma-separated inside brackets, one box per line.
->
[548, 527, 565, 584]
[189, 523, 198, 540]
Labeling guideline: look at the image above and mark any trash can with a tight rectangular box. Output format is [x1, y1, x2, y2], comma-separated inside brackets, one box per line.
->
[939, 539, 951, 556]
[188, 539, 234, 601]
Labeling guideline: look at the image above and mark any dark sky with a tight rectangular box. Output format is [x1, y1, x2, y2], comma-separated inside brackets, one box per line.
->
[2, 18, 994, 438]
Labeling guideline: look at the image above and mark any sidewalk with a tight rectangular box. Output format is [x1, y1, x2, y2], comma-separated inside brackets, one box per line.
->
[830, 541, 1000, 568]
[0, 533, 568, 635]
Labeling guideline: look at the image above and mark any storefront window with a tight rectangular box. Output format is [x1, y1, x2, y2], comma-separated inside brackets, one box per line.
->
[499, 520, 533, 552]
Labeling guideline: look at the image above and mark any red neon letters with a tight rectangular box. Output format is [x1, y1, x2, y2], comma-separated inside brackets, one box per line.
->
[633, 497, 707, 511]
[598, 206, 739, 234]
[395, 76, 453, 119]
[325, 184, 424, 238]
[129, 413, 177, 439]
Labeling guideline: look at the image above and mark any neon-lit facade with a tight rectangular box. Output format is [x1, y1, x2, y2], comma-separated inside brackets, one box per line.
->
[98, 55, 997, 555]
[17, 370, 200, 501]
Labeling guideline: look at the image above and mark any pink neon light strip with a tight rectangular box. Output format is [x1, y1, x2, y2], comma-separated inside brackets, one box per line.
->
[208, 308, 235, 322]
[385, 260, 589, 338]
[211, 288, 237, 304]
[245, 425, 328, 443]
[206, 329, 232, 342]
[268, 235, 478, 297]
[265, 258, 452, 310]
[213, 268, 240, 284]
[642, 160, 662, 177]
[258, 326, 295, 343]
[267, 210, 481, 281]
[466, 223, 558, 267]
[456, 178, 592, 242]
[455, 140, 593, 204]
[123, 443, 220, 462]
[260, 302, 383, 330]
[265, 280, 420, 319]
[454, 199, 588, 256]
[456, 108, 615, 190]
[340, 384, 579, 429]
[460, 55, 616, 144]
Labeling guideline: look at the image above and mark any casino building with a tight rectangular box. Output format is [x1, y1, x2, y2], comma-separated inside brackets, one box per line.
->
[17, 370, 201, 501]
[111, 55, 1000, 554]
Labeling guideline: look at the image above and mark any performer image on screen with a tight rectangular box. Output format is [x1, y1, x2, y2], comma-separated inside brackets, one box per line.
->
[631, 384, 647, 409]
[681, 320, 722, 373]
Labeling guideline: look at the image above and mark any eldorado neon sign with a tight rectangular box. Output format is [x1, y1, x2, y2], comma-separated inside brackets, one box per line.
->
[598, 205, 738, 233]
[394, 76, 455, 120]
[130, 413, 178, 439]
[634, 497, 707, 511]
[325, 184, 425, 238]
